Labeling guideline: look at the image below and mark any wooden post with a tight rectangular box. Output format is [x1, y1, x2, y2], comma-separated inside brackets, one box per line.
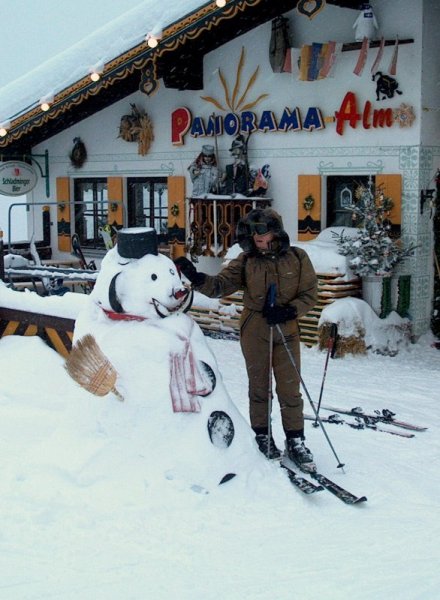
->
[167, 176, 186, 259]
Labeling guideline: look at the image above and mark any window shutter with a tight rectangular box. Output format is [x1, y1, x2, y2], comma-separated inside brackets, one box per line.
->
[375, 174, 401, 235]
[298, 174, 321, 240]
[107, 177, 124, 227]
[56, 177, 71, 252]
[167, 176, 186, 258]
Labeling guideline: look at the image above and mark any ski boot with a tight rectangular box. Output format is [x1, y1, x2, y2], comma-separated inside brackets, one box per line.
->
[255, 434, 281, 460]
[285, 437, 315, 472]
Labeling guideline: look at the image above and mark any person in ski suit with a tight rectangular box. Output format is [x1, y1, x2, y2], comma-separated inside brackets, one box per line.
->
[175, 208, 318, 467]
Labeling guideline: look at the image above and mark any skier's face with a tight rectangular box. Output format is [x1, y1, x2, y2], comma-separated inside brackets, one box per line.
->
[253, 231, 274, 250]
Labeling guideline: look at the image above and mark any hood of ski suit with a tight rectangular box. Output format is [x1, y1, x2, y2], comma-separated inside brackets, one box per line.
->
[236, 208, 290, 255]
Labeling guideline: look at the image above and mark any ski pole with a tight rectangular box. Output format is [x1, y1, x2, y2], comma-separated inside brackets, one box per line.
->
[275, 323, 345, 470]
[266, 283, 276, 458]
[313, 323, 338, 428]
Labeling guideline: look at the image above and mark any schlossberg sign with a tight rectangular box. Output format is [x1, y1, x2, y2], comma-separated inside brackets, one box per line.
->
[0, 161, 38, 196]
[171, 91, 415, 145]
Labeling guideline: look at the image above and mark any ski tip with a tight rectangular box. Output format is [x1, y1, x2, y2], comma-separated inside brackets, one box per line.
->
[354, 496, 368, 504]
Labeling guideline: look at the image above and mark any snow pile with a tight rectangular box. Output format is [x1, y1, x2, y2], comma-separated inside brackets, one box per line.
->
[319, 296, 412, 355]
[0, 329, 439, 599]
[294, 227, 358, 280]
[0, 280, 87, 319]
[68, 234, 271, 491]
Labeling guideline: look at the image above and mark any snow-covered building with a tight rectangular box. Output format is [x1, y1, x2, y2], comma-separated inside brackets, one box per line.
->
[0, 0, 439, 338]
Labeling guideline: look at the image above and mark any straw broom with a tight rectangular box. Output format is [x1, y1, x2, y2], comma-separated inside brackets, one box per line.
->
[65, 334, 124, 401]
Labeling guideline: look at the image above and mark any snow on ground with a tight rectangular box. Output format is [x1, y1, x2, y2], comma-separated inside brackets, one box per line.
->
[0, 326, 439, 600]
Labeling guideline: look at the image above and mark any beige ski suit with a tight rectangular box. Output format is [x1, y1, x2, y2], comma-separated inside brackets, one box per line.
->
[194, 245, 317, 433]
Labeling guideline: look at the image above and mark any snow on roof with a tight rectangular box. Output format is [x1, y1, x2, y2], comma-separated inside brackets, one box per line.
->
[0, 0, 208, 125]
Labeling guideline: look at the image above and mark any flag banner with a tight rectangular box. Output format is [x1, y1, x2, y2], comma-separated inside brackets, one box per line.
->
[388, 36, 399, 75]
[353, 36, 369, 76]
[319, 41, 336, 78]
[299, 44, 311, 80]
[371, 37, 385, 75]
[290, 47, 301, 77]
[308, 43, 323, 81]
[282, 46, 292, 73]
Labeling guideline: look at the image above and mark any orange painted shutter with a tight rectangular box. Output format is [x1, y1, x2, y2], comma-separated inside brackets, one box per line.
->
[167, 176, 186, 259]
[107, 177, 124, 227]
[56, 177, 71, 252]
[298, 174, 321, 240]
[375, 174, 401, 234]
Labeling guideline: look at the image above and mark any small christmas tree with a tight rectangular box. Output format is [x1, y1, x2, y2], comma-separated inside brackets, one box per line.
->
[334, 179, 417, 277]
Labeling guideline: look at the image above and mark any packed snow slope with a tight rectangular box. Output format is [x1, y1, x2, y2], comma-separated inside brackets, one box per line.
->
[0, 332, 438, 600]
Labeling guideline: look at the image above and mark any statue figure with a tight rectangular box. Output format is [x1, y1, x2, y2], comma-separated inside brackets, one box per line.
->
[222, 135, 249, 196]
[353, 3, 379, 41]
[188, 145, 220, 196]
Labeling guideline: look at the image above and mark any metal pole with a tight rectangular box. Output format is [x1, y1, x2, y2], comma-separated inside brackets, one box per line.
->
[275, 323, 345, 470]
[266, 283, 276, 458]
[7, 200, 127, 253]
[313, 323, 338, 427]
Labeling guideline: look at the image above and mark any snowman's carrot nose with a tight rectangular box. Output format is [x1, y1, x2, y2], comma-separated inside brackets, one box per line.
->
[174, 288, 187, 300]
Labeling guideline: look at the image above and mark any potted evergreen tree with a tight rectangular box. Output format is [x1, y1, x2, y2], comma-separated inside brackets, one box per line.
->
[334, 179, 417, 316]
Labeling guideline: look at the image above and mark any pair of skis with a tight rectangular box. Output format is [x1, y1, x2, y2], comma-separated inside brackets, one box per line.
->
[304, 413, 415, 438]
[279, 456, 367, 505]
[317, 405, 427, 433]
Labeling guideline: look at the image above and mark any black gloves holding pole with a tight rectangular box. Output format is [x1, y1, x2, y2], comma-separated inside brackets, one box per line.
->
[263, 304, 297, 325]
[174, 257, 207, 286]
[263, 284, 297, 325]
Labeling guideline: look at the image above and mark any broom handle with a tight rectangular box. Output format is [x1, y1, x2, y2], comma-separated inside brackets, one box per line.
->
[111, 387, 124, 402]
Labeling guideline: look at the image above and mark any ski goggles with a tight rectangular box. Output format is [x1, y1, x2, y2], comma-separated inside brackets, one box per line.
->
[248, 222, 271, 235]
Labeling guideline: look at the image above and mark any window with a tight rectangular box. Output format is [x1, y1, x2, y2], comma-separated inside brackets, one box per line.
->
[127, 178, 168, 244]
[326, 175, 370, 228]
[74, 179, 108, 249]
[298, 173, 401, 242]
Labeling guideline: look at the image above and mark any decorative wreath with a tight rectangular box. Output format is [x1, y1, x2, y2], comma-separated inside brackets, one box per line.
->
[303, 194, 315, 211]
[118, 103, 154, 156]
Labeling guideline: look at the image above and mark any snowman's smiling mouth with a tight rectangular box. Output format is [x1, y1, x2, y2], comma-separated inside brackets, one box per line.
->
[152, 288, 193, 318]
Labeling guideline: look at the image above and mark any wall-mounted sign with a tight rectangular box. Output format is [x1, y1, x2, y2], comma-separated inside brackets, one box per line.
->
[171, 92, 415, 144]
[0, 161, 38, 196]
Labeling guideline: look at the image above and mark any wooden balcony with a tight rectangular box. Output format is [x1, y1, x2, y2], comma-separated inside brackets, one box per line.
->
[188, 196, 272, 258]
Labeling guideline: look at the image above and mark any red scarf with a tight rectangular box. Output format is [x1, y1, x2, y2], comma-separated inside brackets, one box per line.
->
[101, 306, 213, 412]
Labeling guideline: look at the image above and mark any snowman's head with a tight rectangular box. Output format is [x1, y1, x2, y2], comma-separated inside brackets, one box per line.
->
[91, 227, 192, 319]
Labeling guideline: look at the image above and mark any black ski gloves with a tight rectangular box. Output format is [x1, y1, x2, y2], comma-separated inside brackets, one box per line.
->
[174, 257, 207, 286]
[263, 304, 297, 326]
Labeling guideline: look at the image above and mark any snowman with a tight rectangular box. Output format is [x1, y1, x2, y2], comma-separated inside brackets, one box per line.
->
[69, 227, 262, 491]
